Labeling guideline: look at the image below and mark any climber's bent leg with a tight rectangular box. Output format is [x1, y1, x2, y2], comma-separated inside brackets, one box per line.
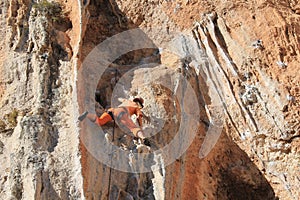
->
[78, 110, 114, 127]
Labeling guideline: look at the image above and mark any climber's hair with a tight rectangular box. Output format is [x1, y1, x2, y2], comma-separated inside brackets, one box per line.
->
[133, 97, 144, 108]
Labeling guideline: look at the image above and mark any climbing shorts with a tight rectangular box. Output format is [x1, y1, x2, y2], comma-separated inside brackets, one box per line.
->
[96, 107, 143, 138]
[96, 111, 113, 126]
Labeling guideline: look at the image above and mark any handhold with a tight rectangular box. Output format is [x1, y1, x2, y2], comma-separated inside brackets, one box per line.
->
[276, 61, 287, 69]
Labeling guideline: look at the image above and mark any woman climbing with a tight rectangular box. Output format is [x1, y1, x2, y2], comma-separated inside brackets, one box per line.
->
[78, 97, 150, 146]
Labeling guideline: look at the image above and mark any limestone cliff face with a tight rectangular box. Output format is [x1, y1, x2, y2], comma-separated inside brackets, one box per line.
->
[0, 0, 83, 199]
[0, 0, 299, 200]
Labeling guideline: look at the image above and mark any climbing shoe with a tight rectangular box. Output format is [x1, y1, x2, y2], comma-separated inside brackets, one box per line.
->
[78, 111, 88, 121]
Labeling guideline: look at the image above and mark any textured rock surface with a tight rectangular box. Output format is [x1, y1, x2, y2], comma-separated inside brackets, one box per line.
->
[0, 0, 83, 199]
[0, 0, 299, 200]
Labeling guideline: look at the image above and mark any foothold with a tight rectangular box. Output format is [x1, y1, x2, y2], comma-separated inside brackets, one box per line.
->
[282, 105, 288, 112]
[244, 72, 252, 80]
[276, 61, 287, 69]
[0, 140, 4, 154]
[40, 52, 48, 59]
[158, 48, 163, 54]
[240, 85, 258, 106]
[128, 150, 135, 164]
[286, 94, 295, 102]
[173, 3, 181, 13]
[252, 39, 263, 49]
[55, 79, 61, 87]
[105, 133, 112, 142]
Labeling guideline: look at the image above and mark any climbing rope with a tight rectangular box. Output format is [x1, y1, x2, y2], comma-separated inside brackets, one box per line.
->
[107, 120, 115, 199]
[107, 68, 118, 199]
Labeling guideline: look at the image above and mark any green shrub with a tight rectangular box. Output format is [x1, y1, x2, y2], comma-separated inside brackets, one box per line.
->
[33, 0, 62, 18]
[7, 109, 18, 127]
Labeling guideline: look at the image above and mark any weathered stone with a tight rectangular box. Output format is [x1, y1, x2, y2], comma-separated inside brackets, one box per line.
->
[0, 0, 299, 200]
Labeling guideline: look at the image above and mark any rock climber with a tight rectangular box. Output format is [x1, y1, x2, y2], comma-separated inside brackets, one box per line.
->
[78, 97, 150, 146]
